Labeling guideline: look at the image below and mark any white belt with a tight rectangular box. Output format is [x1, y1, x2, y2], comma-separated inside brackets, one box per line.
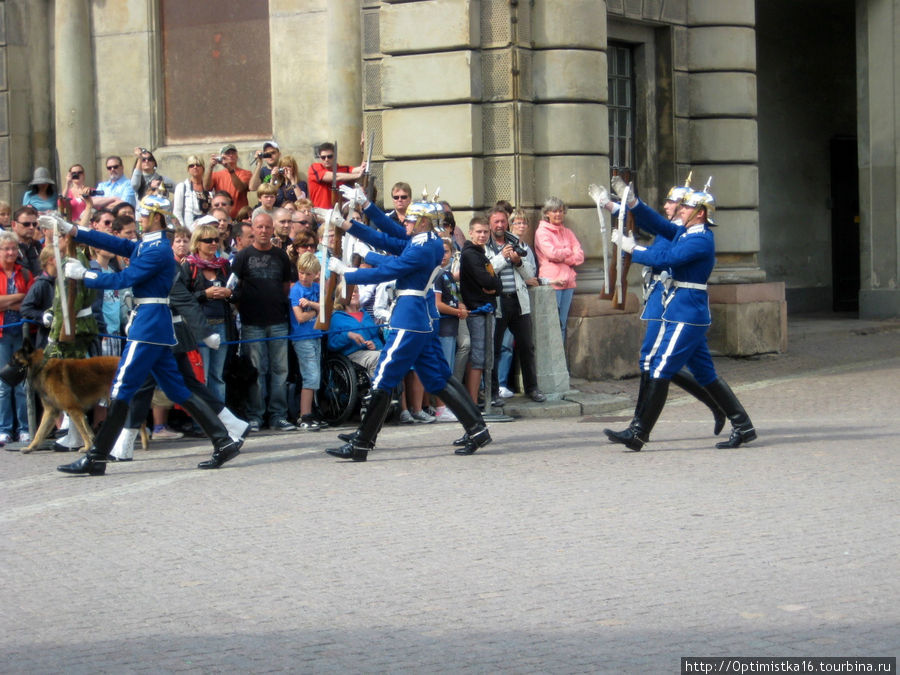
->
[76, 307, 93, 318]
[397, 289, 428, 298]
[673, 281, 707, 291]
[134, 297, 169, 305]
[395, 265, 443, 299]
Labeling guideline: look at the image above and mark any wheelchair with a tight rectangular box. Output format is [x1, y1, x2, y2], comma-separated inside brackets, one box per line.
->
[313, 351, 373, 426]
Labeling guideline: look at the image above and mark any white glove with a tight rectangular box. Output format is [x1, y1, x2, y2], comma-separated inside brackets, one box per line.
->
[202, 333, 221, 350]
[611, 176, 638, 207]
[42, 310, 53, 328]
[328, 205, 347, 231]
[588, 184, 610, 208]
[64, 259, 88, 280]
[38, 214, 75, 235]
[327, 257, 356, 275]
[611, 228, 636, 253]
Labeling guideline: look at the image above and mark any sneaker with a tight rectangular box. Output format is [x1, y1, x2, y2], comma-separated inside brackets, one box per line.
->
[248, 420, 261, 432]
[17, 431, 31, 444]
[422, 406, 437, 417]
[398, 409, 415, 424]
[152, 426, 183, 440]
[411, 409, 435, 424]
[489, 398, 505, 408]
[434, 407, 458, 423]
[498, 386, 515, 399]
[272, 419, 297, 432]
[298, 416, 321, 431]
[0, 432, 11, 448]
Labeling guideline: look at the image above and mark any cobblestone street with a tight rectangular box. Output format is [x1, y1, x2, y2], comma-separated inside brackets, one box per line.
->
[2, 317, 898, 673]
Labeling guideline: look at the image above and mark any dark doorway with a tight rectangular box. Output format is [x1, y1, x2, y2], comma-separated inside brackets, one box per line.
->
[830, 136, 859, 312]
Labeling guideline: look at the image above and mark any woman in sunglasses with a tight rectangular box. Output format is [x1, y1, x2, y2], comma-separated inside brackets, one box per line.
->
[173, 155, 210, 231]
[183, 221, 234, 402]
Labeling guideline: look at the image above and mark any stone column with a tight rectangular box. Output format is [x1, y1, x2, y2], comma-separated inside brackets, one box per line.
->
[327, 0, 363, 166]
[54, 0, 97, 184]
[687, 0, 786, 353]
[857, 0, 900, 318]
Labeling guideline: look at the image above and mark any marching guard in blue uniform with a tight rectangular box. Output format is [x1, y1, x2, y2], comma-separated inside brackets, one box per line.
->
[323, 189, 491, 461]
[603, 179, 756, 451]
[597, 182, 725, 436]
[54, 197, 242, 475]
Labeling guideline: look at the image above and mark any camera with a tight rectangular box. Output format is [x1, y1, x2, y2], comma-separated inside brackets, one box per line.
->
[71, 171, 82, 179]
[213, 155, 225, 164]
[88, 189, 105, 197]
[262, 152, 274, 159]
[503, 230, 527, 257]
[271, 167, 283, 177]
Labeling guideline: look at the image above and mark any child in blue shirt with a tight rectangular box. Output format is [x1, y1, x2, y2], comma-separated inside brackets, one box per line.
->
[289, 251, 324, 430]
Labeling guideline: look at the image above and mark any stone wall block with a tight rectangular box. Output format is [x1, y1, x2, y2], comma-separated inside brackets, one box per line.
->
[534, 157, 608, 207]
[93, 33, 153, 161]
[383, 52, 481, 106]
[689, 72, 757, 117]
[710, 209, 760, 252]
[688, 0, 755, 27]
[532, 0, 607, 49]
[270, 9, 324, 141]
[384, 157, 483, 209]
[533, 103, 608, 155]
[708, 299, 787, 355]
[532, 50, 606, 102]
[382, 104, 482, 158]
[660, 0, 687, 25]
[689, 164, 758, 208]
[529, 285, 570, 395]
[687, 26, 756, 72]
[566, 310, 644, 379]
[673, 71, 690, 117]
[91, 0, 148, 36]
[381, 0, 478, 54]
[689, 118, 758, 163]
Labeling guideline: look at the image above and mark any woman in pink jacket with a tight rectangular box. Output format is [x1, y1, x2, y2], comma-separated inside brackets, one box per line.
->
[534, 196, 585, 345]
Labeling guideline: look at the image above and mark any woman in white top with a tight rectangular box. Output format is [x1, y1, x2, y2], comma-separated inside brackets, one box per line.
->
[173, 155, 210, 230]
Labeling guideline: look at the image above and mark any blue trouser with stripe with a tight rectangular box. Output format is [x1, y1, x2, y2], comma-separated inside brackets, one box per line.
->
[647, 321, 718, 385]
[371, 328, 452, 393]
[109, 341, 192, 403]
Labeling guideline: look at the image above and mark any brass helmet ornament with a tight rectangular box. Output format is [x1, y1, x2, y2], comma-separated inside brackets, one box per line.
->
[666, 170, 693, 203]
[138, 193, 174, 229]
[681, 176, 716, 225]
[404, 186, 446, 232]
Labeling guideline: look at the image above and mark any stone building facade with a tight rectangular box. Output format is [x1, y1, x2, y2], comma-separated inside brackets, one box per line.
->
[0, 0, 897, 377]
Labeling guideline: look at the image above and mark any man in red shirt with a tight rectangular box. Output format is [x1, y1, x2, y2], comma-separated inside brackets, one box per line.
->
[204, 144, 251, 219]
[306, 141, 366, 209]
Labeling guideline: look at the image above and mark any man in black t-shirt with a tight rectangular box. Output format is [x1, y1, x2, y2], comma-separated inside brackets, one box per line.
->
[231, 213, 296, 432]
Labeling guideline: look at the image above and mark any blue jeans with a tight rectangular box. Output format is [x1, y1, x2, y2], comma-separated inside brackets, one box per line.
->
[439, 334, 457, 371]
[242, 323, 290, 424]
[197, 321, 228, 402]
[0, 328, 28, 435]
[555, 288, 575, 344]
[496, 328, 514, 388]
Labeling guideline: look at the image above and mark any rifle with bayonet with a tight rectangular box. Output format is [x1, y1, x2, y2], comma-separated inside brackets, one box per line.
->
[53, 148, 78, 342]
[314, 140, 344, 330]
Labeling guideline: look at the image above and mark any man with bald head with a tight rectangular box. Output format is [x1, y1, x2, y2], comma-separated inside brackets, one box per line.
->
[230, 213, 296, 431]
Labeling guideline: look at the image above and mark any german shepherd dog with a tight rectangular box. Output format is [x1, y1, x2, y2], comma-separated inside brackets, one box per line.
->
[12, 343, 121, 454]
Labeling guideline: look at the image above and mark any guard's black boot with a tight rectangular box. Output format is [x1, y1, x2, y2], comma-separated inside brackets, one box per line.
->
[436, 376, 492, 455]
[327, 388, 392, 462]
[671, 370, 726, 435]
[704, 378, 756, 449]
[605, 378, 669, 451]
[58, 398, 131, 475]
[603, 371, 650, 446]
[180, 394, 243, 469]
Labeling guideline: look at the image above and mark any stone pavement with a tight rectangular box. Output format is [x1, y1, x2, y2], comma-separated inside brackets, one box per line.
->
[1, 314, 898, 673]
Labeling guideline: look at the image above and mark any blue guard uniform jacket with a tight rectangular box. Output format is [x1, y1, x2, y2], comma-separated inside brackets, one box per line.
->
[72, 227, 191, 402]
[626, 200, 718, 384]
[341, 215, 450, 392]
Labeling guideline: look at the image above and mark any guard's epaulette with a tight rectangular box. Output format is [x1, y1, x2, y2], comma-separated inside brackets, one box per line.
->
[411, 232, 428, 246]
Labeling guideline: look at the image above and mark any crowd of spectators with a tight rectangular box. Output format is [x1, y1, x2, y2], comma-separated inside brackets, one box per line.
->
[2, 141, 583, 442]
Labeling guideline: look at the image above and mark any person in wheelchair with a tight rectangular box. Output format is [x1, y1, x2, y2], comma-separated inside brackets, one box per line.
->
[327, 286, 383, 380]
